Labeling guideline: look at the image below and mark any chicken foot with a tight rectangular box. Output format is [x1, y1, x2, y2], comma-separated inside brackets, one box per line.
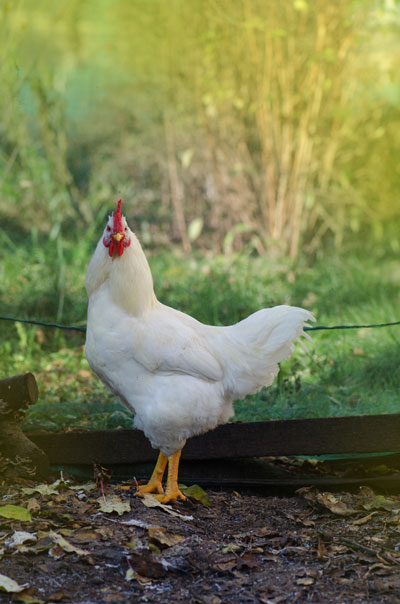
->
[135, 450, 187, 503]
[136, 452, 168, 495]
[154, 449, 187, 504]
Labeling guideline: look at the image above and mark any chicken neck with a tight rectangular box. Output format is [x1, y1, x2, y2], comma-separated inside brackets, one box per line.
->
[86, 234, 157, 317]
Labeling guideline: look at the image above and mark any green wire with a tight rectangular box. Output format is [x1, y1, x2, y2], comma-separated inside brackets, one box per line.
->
[1, 315, 400, 334]
[0, 315, 86, 332]
[305, 321, 400, 332]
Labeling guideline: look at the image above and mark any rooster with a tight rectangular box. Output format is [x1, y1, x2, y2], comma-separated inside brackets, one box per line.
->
[85, 200, 315, 503]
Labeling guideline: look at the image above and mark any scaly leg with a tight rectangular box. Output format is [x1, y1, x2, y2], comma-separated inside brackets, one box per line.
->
[135, 452, 168, 496]
[154, 450, 187, 504]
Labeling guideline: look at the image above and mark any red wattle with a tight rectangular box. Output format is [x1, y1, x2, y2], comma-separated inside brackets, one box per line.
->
[109, 240, 114, 257]
[118, 240, 124, 256]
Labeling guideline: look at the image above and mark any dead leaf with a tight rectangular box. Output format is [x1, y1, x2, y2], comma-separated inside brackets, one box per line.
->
[316, 492, 357, 516]
[26, 498, 40, 514]
[317, 537, 328, 558]
[353, 511, 380, 526]
[48, 544, 66, 559]
[22, 484, 59, 497]
[299, 488, 356, 516]
[125, 568, 135, 582]
[139, 493, 193, 521]
[46, 589, 69, 601]
[297, 577, 315, 586]
[0, 573, 28, 593]
[148, 526, 185, 548]
[128, 550, 167, 578]
[48, 531, 89, 556]
[98, 495, 131, 516]
[221, 543, 242, 554]
[236, 552, 260, 569]
[212, 554, 237, 572]
[15, 588, 45, 604]
[69, 481, 96, 493]
[5, 531, 37, 549]
[72, 529, 102, 543]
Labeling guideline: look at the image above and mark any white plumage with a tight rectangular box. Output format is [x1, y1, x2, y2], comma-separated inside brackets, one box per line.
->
[85, 201, 315, 502]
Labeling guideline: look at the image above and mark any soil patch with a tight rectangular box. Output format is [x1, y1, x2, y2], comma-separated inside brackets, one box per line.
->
[1, 477, 400, 603]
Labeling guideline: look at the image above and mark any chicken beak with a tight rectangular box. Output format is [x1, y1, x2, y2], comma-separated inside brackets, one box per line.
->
[112, 233, 124, 242]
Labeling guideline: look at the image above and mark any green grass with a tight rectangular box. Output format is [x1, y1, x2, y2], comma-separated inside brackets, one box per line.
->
[0, 228, 399, 431]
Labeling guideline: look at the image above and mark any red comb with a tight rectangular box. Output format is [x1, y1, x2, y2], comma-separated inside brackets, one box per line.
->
[113, 199, 123, 233]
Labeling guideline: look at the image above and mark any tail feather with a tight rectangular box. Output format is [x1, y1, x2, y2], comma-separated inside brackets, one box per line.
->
[222, 305, 315, 399]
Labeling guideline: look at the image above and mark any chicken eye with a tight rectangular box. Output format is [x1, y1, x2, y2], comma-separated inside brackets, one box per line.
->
[106, 226, 111, 232]
[124, 227, 127, 231]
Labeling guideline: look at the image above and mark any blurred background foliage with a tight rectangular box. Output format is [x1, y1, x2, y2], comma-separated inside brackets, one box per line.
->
[1, 0, 399, 256]
[1, 0, 400, 428]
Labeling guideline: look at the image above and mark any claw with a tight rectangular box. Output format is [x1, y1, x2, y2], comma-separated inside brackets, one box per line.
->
[134, 449, 186, 504]
[134, 452, 168, 498]
[154, 486, 187, 504]
[135, 481, 164, 497]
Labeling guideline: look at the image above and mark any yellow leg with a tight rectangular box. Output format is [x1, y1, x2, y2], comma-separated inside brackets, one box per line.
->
[154, 449, 187, 504]
[135, 452, 168, 496]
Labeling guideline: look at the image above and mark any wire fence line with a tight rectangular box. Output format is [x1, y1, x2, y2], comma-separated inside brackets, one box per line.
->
[1, 315, 400, 334]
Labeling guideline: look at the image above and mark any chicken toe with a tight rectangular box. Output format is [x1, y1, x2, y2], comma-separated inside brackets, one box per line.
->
[135, 451, 168, 496]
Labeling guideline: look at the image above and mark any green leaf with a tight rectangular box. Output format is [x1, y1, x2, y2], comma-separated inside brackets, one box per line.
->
[362, 495, 400, 512]
[180, 484, 211, 506]
[0, 505, 31, 522]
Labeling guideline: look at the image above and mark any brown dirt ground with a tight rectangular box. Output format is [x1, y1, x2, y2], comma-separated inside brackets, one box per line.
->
[2, 474, 400, 604]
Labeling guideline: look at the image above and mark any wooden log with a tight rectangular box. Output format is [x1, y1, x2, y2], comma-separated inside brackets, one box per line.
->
[0, 373, 38, 414]
[0, 373, 48, 480]
[0, 419, 49, 480]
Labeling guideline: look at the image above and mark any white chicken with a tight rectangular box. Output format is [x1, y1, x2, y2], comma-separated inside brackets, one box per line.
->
[85, 200, 315, 503]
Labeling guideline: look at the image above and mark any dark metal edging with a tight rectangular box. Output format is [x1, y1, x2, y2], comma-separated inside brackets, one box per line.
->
[27, 413, 400, 465]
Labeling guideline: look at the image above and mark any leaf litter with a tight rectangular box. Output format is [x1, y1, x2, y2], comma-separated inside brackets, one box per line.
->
[1, 472, 400, 602]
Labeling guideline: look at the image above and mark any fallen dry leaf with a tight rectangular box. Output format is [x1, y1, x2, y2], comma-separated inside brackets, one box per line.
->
[316, 492, 357, 516]
[69, 481, 96, 492]
[353, 511, 380, 526]
[22, 484, 59, 497]
[48, 531, 89, 556]
[236, 552, 260, 570]
[298, 488, 357, 516]
[0, 573, 28, 593]
[128, 550, 167, 578]
[5, 531, 37, 549]
[148, 526, 185, 548]
[212, 554, 237, 572]
[98, 495, 131, 516]
[26, 498, 40, 514]
[297, 577, 315, 586]
[139, 493, 193, 521]
[46, 588, 69, 601]
[125, 567, 135, 582]
[72, 528, 102, 543]
[15, 588, 45, 603]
